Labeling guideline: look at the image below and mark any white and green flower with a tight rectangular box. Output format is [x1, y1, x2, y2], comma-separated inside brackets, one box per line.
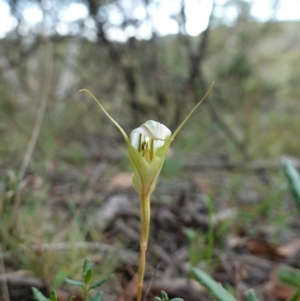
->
[81, 83, 213, 301]
[80, 83, 213, 197]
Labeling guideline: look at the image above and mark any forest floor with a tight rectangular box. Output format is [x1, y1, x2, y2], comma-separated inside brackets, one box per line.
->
[1, 150, 300, 301]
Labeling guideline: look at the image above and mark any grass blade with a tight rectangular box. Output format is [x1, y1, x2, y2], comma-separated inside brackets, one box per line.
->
[190, 267, 237, 301]
[282, 158, 300, 208]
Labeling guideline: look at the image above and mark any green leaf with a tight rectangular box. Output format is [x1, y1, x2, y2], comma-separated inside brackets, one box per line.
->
[84, 269, 93, 284]
[287, 288, 300, 301]
[49, 290, 58, 301]
[66, 297, 75, 301]
[89, 292, 103, 301]
[31, 287, 48, 301]
[161, 291, 168, 300]
[278, 268, 300, 288]
[170, 298, 184, 301]
[52, 269, 68, 289]
[65, 278, 84, 288]
[282, 158, 300, 208]
[83, 258, 91, 276]
[190, 267, 237, 301]
[247, 289, 260, 301]
[89, 274, 114, 290]
[154, 297, 162, 301]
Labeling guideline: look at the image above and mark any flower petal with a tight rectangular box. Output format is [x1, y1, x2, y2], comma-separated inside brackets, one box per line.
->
[130, 120, 171, 141]
[130, 132, 141, 150]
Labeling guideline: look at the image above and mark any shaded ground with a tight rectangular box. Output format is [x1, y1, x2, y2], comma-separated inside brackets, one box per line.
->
[1, 154, 300, 301]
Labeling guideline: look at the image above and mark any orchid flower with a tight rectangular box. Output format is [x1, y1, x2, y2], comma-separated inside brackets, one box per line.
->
[80, 82, 213, 301]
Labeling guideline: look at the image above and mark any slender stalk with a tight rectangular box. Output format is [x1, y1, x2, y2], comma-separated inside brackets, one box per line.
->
[137, 194, 151, 301]
[83, 283, 88, 301]
[19, 41, 53, 180]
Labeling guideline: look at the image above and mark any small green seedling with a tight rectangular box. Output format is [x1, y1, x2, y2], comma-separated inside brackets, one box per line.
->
[154, 290, 184, 301]
[191, 267, 263, 301]
[32, 258, 113, 301]
[190, 267, 237, 301]
[65, 258, 113, 301]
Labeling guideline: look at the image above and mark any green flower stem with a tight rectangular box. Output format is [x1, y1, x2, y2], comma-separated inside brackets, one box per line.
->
[137, 194, 151, 301]
[83, 283, 89, 301]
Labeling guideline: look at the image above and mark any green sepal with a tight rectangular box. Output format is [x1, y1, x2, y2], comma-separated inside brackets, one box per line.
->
[65, 278, 84, 288]
[81, 84, 213, 198]
[247, 289, 260, 301]
[190, 267, 237, 301]
[126, 139, 171, 196]
[31, 287, 48, 301]
[89, 292, 103, 301]
[89, 274, 114, 290]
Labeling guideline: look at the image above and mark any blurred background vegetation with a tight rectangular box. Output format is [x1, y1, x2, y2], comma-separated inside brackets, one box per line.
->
[0, 0, 300, 300]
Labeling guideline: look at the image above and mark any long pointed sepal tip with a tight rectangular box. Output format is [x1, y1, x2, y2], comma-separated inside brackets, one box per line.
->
[80, 89, 129, 143]
[171, 81, 214, 139]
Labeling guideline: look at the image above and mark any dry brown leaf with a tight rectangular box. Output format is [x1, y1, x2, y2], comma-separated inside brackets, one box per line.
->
[264, 281, 296, 300]
[149, 277, 204, 296]
[264, 269, 297, 300]
[245, 238, 282, 260]
[227, 234, 247, 248]
[277, 238, 300, 258]
[57, 290, 83, 301]
[105, 172, 132, 191]
[117, 275, 138, 301]
[95, 194, 137, 229]
[212, 207, 237, 225]
[191, 173, 211, 194]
